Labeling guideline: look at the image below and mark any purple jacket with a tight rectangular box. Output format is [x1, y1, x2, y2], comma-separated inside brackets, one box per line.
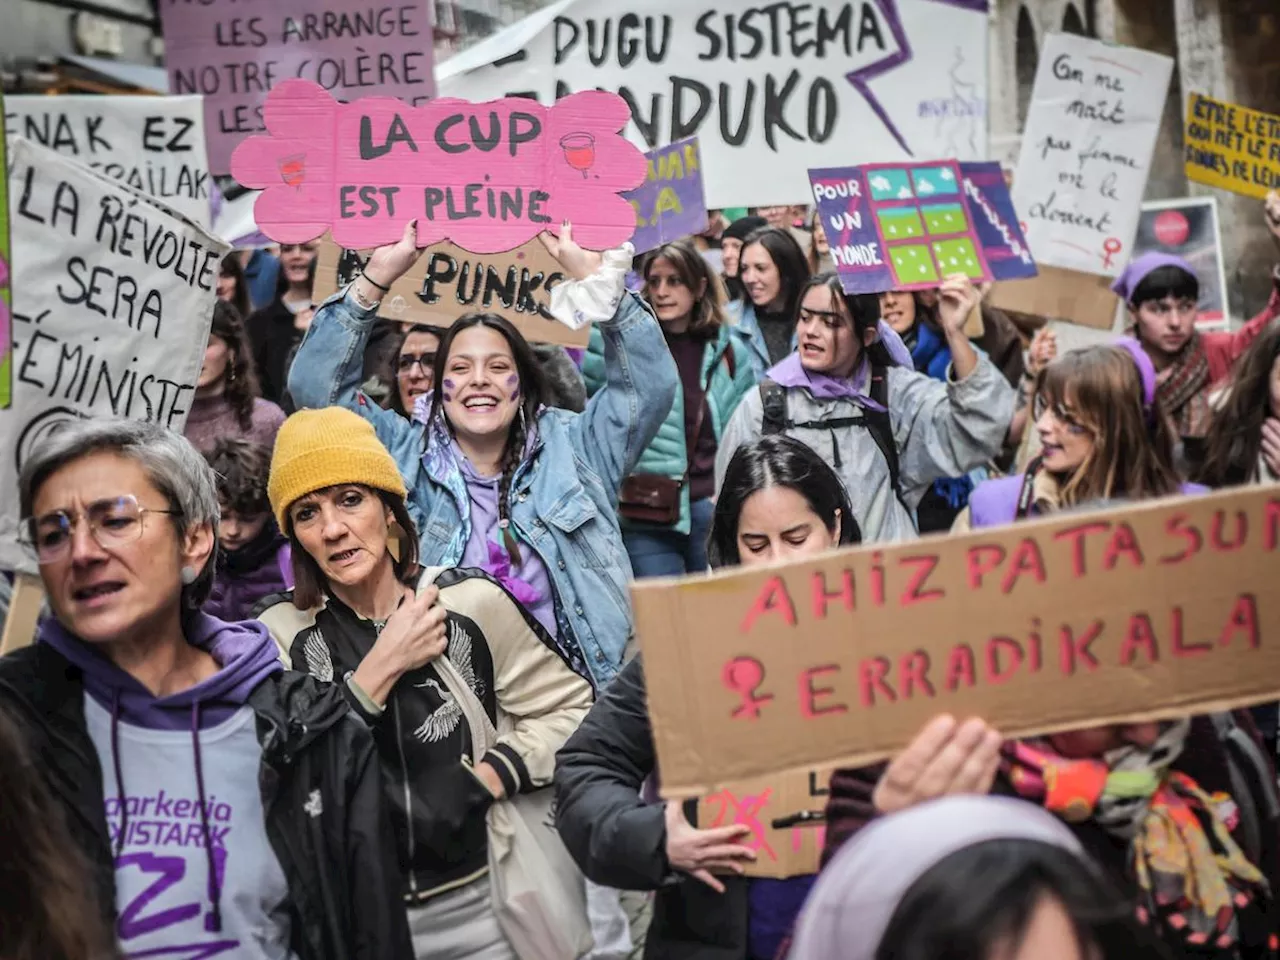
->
[968, 474, 1208, 528]
[206, 541, 293, 623]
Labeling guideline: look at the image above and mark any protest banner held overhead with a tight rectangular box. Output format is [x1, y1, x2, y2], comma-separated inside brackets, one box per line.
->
[231, 80, 648, 253]
[809, 159, 1037, 295]
[1184, 93, 1280, 200]
[634, 486, 1280, 798]
[312, 235, 588, 348]
[437, 0, 989, 208]
[0, 139, 229, 574]
[159, 0, 436, 175]
[623, 137, 708, 255]
[1134, 197, 1231, 331]
[5, 96, 213, 229]
[1012, 34, 1172, 279]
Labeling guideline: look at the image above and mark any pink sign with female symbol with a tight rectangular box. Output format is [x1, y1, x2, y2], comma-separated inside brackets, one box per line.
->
[230, 80, 648, 254]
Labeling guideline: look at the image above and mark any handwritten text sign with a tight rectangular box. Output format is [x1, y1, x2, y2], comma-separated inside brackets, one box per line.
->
[809, 159, 1036, 294]
[0, 95, 9, 408]
[158, 0, 434, 176]
[1135, 198, 1230, 331]
[231, 80, 648, 254]
[437, 0, 989, 208]
[312, 236, 588, 348]
[698, 768, 833, 878]
[1012, 34, 1172, 278]
[1184, 94, 1280, 201]
[0, 138, 228, 573]
[623, 137, 707, 255]
[5, 96, 212, 228]
[635, 487, 1280, 799]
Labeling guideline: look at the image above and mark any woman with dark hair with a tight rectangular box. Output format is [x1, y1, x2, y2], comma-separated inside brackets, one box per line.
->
[583, 240, 755, 576]
[287, 222, 677, 691]
[388, 324, 444, 419]
[555, 434, 861, 960]
[791, 796, 1170, 960]
[184, 299, 286, 455]
[1, 418, 411, 960]
[217, 252, 252, 321]
[717, 272, 1015, 543]
[0, 706, 118, 960]
[248, 240, 320, 406]
[730, 225, 812, 378]
[806, 212, 833, 275]
[257, 406, 592, 959]
[720, 215, 768, 304]
[1195, 322, 1280, 488]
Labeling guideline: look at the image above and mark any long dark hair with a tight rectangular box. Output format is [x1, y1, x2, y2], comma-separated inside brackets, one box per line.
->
[800, 273, 898, 368]
[0, 708, 117, 960]
[741, 225, 811, 320]
[877, 838, 1172, 960]
[431, 313, 547, 563]
[387, 324, 445, 418]
[209, 299, 262, 433]
[218, 253, 251, 321]
[1197, 322, 1280, 487]
[708, 435, 861, 568]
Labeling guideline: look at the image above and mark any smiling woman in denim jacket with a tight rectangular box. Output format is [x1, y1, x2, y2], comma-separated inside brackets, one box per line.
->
[286, 221, 677, 690]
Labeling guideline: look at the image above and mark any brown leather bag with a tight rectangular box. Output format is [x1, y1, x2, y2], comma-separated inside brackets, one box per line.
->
[617, 473, 684, 525]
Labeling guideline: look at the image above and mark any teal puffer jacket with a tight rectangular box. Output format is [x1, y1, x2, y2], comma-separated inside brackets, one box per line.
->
[583, 323, 755, 534]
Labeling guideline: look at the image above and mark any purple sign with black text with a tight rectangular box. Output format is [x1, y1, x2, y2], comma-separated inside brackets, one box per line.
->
[809, 159, 1037, 295]
[623, 138, 708, 255]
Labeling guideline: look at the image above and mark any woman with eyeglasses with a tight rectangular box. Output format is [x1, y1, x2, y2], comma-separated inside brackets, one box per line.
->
[389, 324, 444, 420]
[0, 418, 412, 960]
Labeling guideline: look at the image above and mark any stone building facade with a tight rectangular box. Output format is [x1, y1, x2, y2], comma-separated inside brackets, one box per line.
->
[989, 0, 1280, 319]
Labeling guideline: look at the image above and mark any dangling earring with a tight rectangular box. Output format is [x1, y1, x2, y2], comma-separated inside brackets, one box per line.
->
[518, 405, 528, 435]
[180, 565, 199, 585]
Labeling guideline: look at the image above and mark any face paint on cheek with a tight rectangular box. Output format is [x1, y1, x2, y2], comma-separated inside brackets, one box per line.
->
[506, 374, 520, 402]
[443, 378, 456, 403]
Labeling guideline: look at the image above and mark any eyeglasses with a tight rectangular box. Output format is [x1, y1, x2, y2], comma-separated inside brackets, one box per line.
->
[396, 352, 436, 378]
[1031, 394, 1089, 435]
[19, 495, 180, 565]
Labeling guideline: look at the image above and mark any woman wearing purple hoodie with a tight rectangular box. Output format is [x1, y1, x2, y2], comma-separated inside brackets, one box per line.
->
[0, 418, 412, 960]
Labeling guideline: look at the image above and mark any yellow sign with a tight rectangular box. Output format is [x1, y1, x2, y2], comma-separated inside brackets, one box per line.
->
[1184, 93, 1280, 200]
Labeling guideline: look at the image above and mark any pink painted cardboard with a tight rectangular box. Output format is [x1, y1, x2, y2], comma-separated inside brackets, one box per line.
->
[231, 80, 648, 254]
[159, 1, 434, 176]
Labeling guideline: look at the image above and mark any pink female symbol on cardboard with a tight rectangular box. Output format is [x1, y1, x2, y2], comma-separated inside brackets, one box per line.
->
[230, 80, 647, 254]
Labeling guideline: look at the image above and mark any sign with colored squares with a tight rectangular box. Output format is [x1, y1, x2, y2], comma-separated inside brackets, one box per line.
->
[809, 159, 1036, 295]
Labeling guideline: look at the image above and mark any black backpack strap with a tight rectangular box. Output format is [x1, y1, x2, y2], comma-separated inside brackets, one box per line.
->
[759, 380, 789, 436]
[1016, 457, 1045, 520]
[1211, 712, 1280, 868]
[863, 364, 902, 501]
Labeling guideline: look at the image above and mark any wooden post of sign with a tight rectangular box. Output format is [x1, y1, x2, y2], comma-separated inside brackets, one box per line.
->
[0, 574, 45, 655]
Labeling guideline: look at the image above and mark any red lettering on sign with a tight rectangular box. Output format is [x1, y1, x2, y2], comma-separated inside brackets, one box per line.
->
[799, 665, 849, 719]
[1102, 523, 1144, 570]
[704, 789, 776, 861]
[1054, 521, 1110, 578]
[1169, 605, 1211, 658]
[898, 650, 936, 699]
[1219, 593, 1260, 650]
[1265, 498, 1280, 551]
[944, 643, 977, 692]
[722, 657, 775, 720]
[1210, 510, 1248, 552]
[1059, 620, 1103, 675]
[899, 554, 945, 607]
[741, 575, 797, 633]
[858, 656, 896, 708]
[811, 568, 855, 619]
[1028, 619, 1043, 673]
[966, 544, 1005, 591]
[985, 636, 1024, 685]
[1119, 613, 1160, 666]
[1001, 539, 1047, 595]
[870, 552, 886, 607]
[1159, 512, 1202, 565]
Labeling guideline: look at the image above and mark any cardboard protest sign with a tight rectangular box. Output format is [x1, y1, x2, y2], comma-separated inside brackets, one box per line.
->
[231, 80, 647, 254]
[698, 767, 834, 879]
[623, 138, 708, 255]
[0, 139, 229, 574]
[634, 486, 1280, 798]
[158, 0, 435, 176]
[5, 96, 212, 229]
[1135, 198, 1230, 331]
[0, 96, 10, 409]
[312, 236, 589, 348]
[1012, 34, 1172, 278]
[1184, 94, 1280, 200]
[437, 0, 989, 208]
[809, 160, 1036, 294]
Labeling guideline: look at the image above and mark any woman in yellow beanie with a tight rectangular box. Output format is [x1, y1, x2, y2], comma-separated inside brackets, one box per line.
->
[256, 405, 594, 960]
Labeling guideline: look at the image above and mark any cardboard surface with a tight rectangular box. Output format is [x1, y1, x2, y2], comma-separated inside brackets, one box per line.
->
[231, 80, 647, 253]
[437, 0, 989, 208]
[697, 767, 834, 879]
[809, 160, 1036, 294]
[6, 96, 212, 228]
[988, 264, 1119, 330]
[635, 486, 1280, 799]
[623, 138, 708, 255]
[1184, 93, 1280, 200]
[158, 0, 435, 175]
[0, 573, 43, 655]
[1012, 34, 1172, 278]
[1134, 197, 1230, 331]
[1, 138, 229, 574]
[312, 236, 588, 348]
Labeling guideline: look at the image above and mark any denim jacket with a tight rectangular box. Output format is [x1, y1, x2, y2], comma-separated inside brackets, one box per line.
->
[287, 290, 678, 688]
[726, 299, 797, 381]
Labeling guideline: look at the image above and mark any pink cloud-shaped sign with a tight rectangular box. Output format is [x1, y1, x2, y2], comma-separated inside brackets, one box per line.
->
[230, 80, 647, 254]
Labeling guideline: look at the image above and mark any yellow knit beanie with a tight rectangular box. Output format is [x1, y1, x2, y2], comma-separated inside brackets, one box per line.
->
[268, 407, 408, 530]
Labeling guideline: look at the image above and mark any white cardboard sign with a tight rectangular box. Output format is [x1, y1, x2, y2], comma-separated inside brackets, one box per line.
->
[1, 138, 229, 573]
[438, 0, 989, 208]
[1011, 34, 1172, 277]
[5, 96, 212, 228]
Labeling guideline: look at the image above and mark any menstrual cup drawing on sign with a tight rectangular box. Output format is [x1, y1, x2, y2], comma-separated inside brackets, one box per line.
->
[560, 133, 596, 179]
[278, 153, 307, 189]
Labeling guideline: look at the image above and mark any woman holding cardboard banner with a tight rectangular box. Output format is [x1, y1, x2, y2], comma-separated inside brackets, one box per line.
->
[287, 221, 676, 692]
[556, 435, 862, 960]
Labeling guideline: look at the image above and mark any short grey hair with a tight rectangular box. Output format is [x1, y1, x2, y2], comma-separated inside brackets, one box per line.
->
[18, 418, 221, 609]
